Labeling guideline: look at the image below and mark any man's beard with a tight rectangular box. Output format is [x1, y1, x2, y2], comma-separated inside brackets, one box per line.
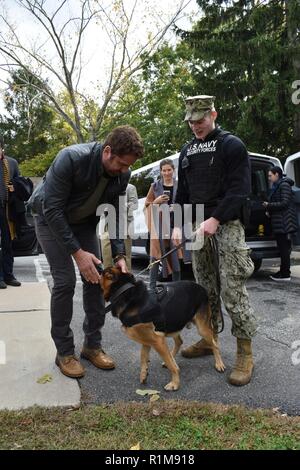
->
[106, 169, 121, 176]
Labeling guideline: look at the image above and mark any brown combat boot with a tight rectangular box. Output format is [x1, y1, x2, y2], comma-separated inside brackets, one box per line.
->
[228, 338, 254, 386]
[181, 338, 215, 358]
[55, 354, 85, 378]
[81, 347, 115, 370]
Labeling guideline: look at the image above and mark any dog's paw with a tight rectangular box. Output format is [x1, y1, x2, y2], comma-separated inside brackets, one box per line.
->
[164, 381, 179, 391]
[215, 361, 226, 373]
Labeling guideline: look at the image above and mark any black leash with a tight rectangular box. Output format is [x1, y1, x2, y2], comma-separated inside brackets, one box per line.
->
[103, 238, 190, 314]
[103, 232, 224, 333]
[134, 238, 191, 278]
[135, 231, 224, 333]
[209, 235, 225, 334]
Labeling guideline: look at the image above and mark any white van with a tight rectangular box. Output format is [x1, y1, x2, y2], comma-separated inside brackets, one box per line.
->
[130, 151, 300, 272]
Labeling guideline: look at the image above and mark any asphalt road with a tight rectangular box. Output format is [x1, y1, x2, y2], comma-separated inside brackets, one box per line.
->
[13, 254, 300, 415]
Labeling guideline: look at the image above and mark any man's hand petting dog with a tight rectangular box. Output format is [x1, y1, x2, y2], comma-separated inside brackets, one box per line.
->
[115, 257, 128, 273]
[73, 249, 102, 283]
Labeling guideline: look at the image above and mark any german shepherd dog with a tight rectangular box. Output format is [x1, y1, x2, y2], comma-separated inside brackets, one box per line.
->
[100, 266, 225, 391]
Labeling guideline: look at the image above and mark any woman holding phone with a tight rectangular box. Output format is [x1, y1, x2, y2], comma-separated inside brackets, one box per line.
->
[144, 159, 190, 294]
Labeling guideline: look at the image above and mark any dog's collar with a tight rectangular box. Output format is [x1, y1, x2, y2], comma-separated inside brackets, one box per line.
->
[104, 282, 136, 314]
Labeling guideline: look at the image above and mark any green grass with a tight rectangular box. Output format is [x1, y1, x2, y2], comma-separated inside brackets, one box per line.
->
[0, 401, 299, 450]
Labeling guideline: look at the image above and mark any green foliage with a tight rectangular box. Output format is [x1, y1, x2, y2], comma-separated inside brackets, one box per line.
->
[99, 43, 197, 168]
[0, 69, 54, 163]
[19, 115, 77, 176]
[1, 1, 299, 173]
[0, 69, 78, 175]
[176, 0, 300, 158]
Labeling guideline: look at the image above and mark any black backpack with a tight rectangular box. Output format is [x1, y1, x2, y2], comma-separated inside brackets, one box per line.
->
[12, 176, 34, 201]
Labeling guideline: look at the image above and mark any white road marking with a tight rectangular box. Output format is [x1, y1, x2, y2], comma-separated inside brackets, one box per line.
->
[34, 255, 82, 283]
[34, 257, 47, 283]
[0, 340, 6, 365]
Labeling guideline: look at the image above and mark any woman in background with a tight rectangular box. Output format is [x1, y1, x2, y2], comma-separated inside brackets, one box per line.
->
[144, 159, 190, 294]
[263, 166, 299, 281]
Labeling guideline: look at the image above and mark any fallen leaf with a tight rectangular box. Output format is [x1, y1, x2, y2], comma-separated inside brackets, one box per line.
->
[152, 408, 161, 416]
[130, 443, 141, 450]
[37, 374, 52, 384]
[20, 418, 33, 426]
[136, 389, 160, 396]
[149, 394, 160, 402]
[66, 405, 80, 412]
[12, 443, 22, 448]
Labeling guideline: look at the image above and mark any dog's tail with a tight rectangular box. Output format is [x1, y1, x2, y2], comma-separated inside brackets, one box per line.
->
[205, 302, 224, 339]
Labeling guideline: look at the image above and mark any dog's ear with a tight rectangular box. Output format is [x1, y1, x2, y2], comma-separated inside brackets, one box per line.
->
[105, 272, 114, 281]
[103, 266, 119, 280]
[104, 266, 126, 283]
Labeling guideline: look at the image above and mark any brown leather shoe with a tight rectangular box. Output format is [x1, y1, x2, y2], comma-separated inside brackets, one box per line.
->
[81, 347, 115, 370]
[181, 338, 214, 358]
[55, 354, 85, 378]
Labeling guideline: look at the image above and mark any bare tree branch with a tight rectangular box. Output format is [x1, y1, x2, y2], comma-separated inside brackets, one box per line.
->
[93, 0, 192, 133]
[0, 0, 192, 141]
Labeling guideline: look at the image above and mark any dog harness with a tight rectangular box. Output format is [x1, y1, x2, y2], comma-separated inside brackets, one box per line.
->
[120, 285, 178, 332]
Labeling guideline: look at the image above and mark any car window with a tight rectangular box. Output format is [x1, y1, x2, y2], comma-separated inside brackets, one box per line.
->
[173, 158, 179, 178]
[130, 166, 159, 198]
[293, 158, 300, 187]
[130, 157, 180, 199]
[251, 163, 270, 200]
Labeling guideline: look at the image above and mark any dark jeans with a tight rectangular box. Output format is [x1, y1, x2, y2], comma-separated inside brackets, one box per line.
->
[34, 218, 105, 356]
[0, 203, 14, 281]
[275, 233, 292, 277]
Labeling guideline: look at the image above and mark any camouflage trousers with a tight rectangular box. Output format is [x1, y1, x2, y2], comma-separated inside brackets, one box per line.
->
[191, 219, 257, 340]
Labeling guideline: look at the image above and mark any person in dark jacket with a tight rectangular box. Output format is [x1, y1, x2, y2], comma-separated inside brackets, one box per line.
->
[263, 166, 299, 281]
[29, 126, 144, 379]
[0, 137, 22, 288]
[172, 95, 257, 387]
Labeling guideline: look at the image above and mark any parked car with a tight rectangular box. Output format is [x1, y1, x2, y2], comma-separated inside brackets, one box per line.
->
[4, 154, 300, 269]
[130, 151, 300, 272]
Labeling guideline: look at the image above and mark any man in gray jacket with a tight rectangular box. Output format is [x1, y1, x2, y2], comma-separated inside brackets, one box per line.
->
[29, 126, 144, 378]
